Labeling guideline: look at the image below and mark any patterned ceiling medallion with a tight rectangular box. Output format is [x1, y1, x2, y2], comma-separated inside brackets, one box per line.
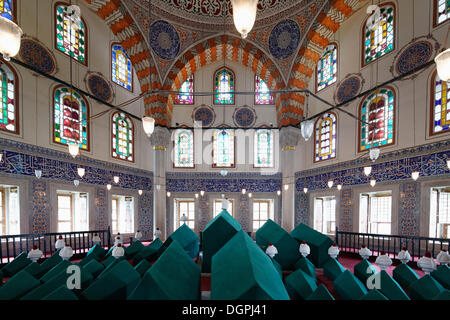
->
[85, 72, 114, 103]
[334, 73, 365, 105]
[192, 104, 215, 127]
[268, 19, 300, 60]
[233, 105, 257, 128]
[149, 20, 180, 60]
[19, 38, 57, 75]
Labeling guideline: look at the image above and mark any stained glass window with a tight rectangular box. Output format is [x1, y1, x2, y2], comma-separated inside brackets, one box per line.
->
[112, 111, 134, 162]
[431, 72, 450, 135]
[435, 0, 450, 25]
[363, 5, 394, 66]
[255, 75, 273, 105]
[317, 44, 337, 92]
[213, 129, 235, 167]
[55, 4, 87, 64]
[0, 0, 13, 21]
[0, 61, 17, 134]
[214, 68, 234, 105]
[174, 129, 194, 168]
[112, 44, 132, 91]
[314, 112, 337, 162]
[359, 87, 395, 152]
[175, 75, 194, 104]
[254, 129, 274, 168]
[53, 86, 89, 151]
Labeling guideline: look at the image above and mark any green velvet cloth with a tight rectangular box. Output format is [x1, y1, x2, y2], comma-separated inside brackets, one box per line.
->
[323, 258, 346, 281]
[86, 244, 106, 260]
[334, 270, 368, 300]
[255, 219, 301, 270]
[41, 285, 79, 300]
[81, 273, 128, 300]
[378, 270, 410, 300]
[292, 257, 316, 282]
[97, 260, 140, 297]
[284, 269, 317, 300]
[306, 284, 335, 300]
[102, 255, 125, 268]
[432, 289, 450, 300]
[125, 241, 145, 259]
[360, 289, 389, 300]
[81, 259, 104, 279]
[158, 224, 199, 259]
[22, 262, 43, 279]
[431, 265, 450, 289]
[78, 254, 96, 267]
[211, 230, 289, 300]
[271, 258, 282, 278]
[0, 270, 40, 299]
[98, 257, 125, 279]
[409, 275, 445, 300]
[354, 259, 377, 286]
[290, 223, 333, 267]
[202, 210, 242, 273]
[40, 260, 71, 283]
[133, 239, 163, 264]
[128, 241, 201, 300]
[392, 263, 420, 289]
[104, 246, 115, 258]
[1, 252, 32, 277]
[134, 259, 151, 277]
[38, 253, 62, 276]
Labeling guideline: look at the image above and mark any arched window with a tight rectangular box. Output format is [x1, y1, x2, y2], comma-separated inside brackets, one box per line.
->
[0, 60, 18, 134]
[53, 86, 90, 151]
[434, 0, 450, 26]
[255, 75, 273, 105]
[430, 71, 450, 136]
[112, 111, 134, 162]
[111, 44, 133, 91]
[358, 87, 395, 152]
[316, 43, 337, 92]
[212, 129, 235, 167]
[362, 4, 395, 66]
[214, 68, 235, 105]
[173, 129, 194, 168]
[55, 3, 87, 65]
[314, 112, 337, 162]
[254, 129, 274, 168]
[0, 0, 15, 21]
[175, 75, 194, 104]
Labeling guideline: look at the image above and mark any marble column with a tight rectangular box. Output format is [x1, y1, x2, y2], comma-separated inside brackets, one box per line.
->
[149, 126, 171, 240]
[279, 127, 302, 232]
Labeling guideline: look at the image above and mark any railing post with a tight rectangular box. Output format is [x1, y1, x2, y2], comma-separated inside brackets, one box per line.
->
[335, 227, 339, 247]
[107, 226, 111, 250]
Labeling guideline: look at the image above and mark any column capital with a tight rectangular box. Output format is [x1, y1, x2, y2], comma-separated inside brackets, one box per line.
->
[279, 126, 302, 150]
[149, 126, 171, 150]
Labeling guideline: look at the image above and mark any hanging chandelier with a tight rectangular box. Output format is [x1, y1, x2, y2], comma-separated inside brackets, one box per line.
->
[435, 48, 450, 82]
[231, 0, 258, 39]
[0, 16, 23, 61]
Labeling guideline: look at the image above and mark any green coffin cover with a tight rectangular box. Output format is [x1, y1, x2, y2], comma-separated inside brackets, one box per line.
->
[432, 289, 450, 300]
[134, 259, 151, 277]
[285, 269, 317, 300]
[125, 241, 145, 259]
[354, 259, 378, 286]
[255, 219, 301, 270]
[290, 223, 333, 267]
[334, 270, 368, 300]
[102, 255, 118, 268]
[1, 252, 32, 277]
[98, 257, 125, 279]
[0, 269, 3, 282]
[202, 210, 242, 273]
[97, 260, 140, 296]
[105, 246, 115, 258]
[38, 253, 63, 276]
[81, 273, 128, 300]
[409, 275, 445, 300]
[78, 254, 96, 267]
[128, 241, 201, 300]
[378, 271, 410, 300]
[323, 258, 346, 281]
[306, 284, 335, 300]
[431, 265, 450, 289]
[271, 258, 282, 278]
[158, 224, 199, 259]
[82, 259, 104, 279]
[292, 257, 316, 282]
[392, 263, 419, 289]
[22, 262, 43, 278]
[211, 230, 289, 300]
[40, 260, 71, 283]
[133, 239, 163, 264]
[41, 285, 79, 300]
[360, 290, 389, 300]
[86, 244, 106, 260]
[0, 270, 40, 300]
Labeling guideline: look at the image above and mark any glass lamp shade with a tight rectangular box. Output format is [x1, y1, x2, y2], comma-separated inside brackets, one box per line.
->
[35, 170, 42, 179]
[200, 190, 205, 196]
[142, 116, 155, 136]
[364, 166, 372, 176]
[0, 16, 23, 60]
[242, 189, 246, 194]
[435, 48, 450, 82]
[73, 180, 80, 187]
[284, 184, 289, 191]
[167, 192, 171, 197]
[113, 176, 120, 184]
[337, 184, 342, 191]
[277, 190, 281, 196]
[220, 170, 228, 177]
[447, 159, 450, 170]
[248, 193, 252, 198]
[370, 179, 376, 187]
[195, 193, 199, 198]
[106, 184, 112, 190]
[369, 148, 380, 162]
[231, 0, 258, 39]
[68, 143, 79, 158]
[138, 190, 143, 196]
[328, 180, 333, 188]
[411, 171, 420, 181]
[301, 120, 315, 141]
[303, 188, 308, 194]
[77, 167, 85, 178]
[0, 153, 3, 162]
